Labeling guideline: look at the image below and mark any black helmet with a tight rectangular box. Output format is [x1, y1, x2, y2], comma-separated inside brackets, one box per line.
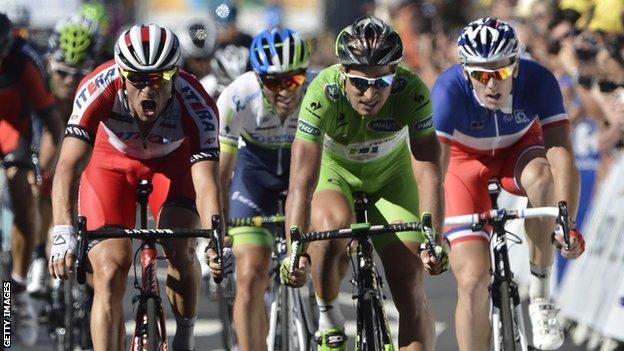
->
[0, 13, 14, 58]
[335, 16, 403, 67]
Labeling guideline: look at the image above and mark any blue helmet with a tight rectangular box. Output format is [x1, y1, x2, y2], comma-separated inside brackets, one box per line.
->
[457, 18, 520, 65]
[249, 27, 309, 75]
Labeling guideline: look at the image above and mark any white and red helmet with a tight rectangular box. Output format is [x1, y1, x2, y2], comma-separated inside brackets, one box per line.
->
[114, 24, 180, 72]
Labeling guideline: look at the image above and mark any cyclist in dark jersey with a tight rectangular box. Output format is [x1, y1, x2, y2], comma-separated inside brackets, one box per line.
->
[0, 12, 63, 346]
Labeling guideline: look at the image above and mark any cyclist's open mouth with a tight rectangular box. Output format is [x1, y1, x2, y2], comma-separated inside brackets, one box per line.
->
[140, 99, 157, 116]
[360, 100, 378, 112]
[486, 93, 501, 102]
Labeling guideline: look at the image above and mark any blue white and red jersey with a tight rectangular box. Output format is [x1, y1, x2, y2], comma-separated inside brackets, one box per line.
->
[432, 59, 568, 155]
[66, 60, 219, 163]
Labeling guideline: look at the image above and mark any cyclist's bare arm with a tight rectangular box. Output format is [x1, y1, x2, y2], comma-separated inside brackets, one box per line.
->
[439, 142, 451, 177]
[285, 138, 322, 243]
[192, 160, 223, 229]
[543, 123, 580, 223]
[218, 150, 237, 216]
[52, 137, 93, 226]
[410, 132, 445, 236]
[39, 107, 64, 147]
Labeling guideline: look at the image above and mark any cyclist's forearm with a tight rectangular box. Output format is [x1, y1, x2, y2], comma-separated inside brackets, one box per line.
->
[192, 160, 223, 229]
[412, 159, 445, 235]
[51, 159, 82, 226]
[218, 151, 237, 217]
[546, 146, 580, 226]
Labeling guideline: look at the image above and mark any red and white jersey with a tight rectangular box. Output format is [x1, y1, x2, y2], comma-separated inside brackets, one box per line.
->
[66, 60, 219, 163]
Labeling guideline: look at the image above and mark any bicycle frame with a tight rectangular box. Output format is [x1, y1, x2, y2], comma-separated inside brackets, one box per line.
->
[75, 179, 223, 351]
[288, 192, 423, 351]
[444, 195, 570, 351]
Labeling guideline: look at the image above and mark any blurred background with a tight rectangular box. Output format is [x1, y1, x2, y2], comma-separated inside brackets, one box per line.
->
[1, 0, 623, 350]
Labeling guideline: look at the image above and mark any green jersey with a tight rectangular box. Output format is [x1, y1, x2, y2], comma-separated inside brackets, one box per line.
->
[295, 64, 434, 165]
[295, 64, 435, 252]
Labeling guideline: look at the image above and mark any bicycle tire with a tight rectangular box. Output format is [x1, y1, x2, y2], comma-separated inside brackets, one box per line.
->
[279, 284, 290, 350]
[218, 279, 236, 351]
[146, 297, 161, 351]
[358, 295, 384, 351]
[63, 278, 74, 351]
[498, 279, 517, 351]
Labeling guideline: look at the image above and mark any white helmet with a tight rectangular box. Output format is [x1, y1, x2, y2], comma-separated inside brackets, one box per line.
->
[210, 45, 249, 86]
[114, 23, 180, 72]
[177, 17, 217, 59]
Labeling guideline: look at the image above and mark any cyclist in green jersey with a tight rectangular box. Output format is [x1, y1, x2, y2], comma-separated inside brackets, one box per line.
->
[283, 16, 447, 351]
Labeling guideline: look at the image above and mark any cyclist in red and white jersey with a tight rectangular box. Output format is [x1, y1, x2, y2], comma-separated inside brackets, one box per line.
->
[49, 24, 223, 351]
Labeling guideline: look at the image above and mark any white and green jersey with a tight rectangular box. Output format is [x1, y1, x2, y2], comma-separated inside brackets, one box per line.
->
[217, 71, 300, 154]
[295, 64, 434, 167]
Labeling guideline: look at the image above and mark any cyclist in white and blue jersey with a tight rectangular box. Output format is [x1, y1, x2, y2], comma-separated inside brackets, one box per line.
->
[217, 27, 311, 351]
[432, 18, 585, 350]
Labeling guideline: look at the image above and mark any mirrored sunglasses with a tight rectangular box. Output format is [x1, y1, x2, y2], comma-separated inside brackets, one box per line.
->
[260, 72, 306, 92]
[120, 67, 178, 87]
[53, 66, 92, 80]
[344, 73, 395, 92]
[464, 63, 515, 84]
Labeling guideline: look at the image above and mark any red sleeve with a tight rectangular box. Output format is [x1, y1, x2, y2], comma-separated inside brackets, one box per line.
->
[65, 62, 119, 144]
[20, 60, 56, 111]
[178, 71, 220, 163]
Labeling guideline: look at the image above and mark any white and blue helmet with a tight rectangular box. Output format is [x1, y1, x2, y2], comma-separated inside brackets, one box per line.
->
[457, 18, 520, 65]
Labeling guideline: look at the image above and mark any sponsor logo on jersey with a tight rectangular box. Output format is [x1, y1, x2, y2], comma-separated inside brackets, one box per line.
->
[391, 76, 407, 94]
[180, 85, 216, 134]
[75, 67, 116, 109]
[232, 90, 261, 112]
[413, 93, 430, 111]
[367, 118, 402, 132]
[65, 125, 94, 143]
[412, 116, 433, 132]
[298, 120, 321, 136]
[324, 83, 341, 101]
[514, 109, 530, 124]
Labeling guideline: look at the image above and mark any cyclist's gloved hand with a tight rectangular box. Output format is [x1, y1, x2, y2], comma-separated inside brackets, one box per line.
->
[419, 243, 449, 275]
[279, 254, 310, 288]
[49, 225, 77, 280]
[205, 245, 235, 280]
[552, 226, 585, 259]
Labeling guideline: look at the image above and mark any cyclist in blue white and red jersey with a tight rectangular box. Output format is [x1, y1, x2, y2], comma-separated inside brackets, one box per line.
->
[432, 18, 584, 351]
[49, 24, 223, 351]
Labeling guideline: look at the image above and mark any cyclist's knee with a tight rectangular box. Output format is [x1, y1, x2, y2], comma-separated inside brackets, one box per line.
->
[91, 250, 131, 295]
[309, 239, 349, 264]
[456, 269, 490, 302]
[236, 261, 269, 295]
[520, 161, 553, 192]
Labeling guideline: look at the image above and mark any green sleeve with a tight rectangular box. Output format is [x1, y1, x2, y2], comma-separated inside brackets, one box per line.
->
[400, 72, 434, 139]
[295, 74, 332, 144]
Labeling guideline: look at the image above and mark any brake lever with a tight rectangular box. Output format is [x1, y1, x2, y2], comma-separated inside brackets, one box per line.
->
[421, 213, 438, 260]
[75, 216, 88, 285]
[210, 215, 224, 284]
[288, 225, 302, 278]
[557, 201, 570, 251]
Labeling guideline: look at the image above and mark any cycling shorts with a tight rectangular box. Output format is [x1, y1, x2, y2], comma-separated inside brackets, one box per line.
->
[228, 144, 290, 247]
[443, 122, 544, 246]
[78, 140, 196, 231]
[315, 143, 425, 253]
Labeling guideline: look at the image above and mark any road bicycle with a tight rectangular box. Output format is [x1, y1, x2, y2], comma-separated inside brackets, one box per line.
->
[444, 181, 570, 351]
[75, 179, 224, 351]
[47, 271, 93, 351]
[289, 191, 437, 351]
[215, 207, 319, 350]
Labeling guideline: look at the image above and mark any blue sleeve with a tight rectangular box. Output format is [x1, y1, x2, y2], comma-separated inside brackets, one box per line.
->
[432, 70, 460, 140]
[529, 63, 567, 126]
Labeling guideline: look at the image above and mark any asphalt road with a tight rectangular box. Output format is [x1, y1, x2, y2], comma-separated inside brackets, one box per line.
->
[15, 248, 589, 351]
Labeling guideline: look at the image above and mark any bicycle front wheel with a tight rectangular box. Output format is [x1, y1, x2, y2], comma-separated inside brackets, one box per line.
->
[218, 277, 236, 350]
[358, 295, 385, 351]
[63, 276, 75, 351]
[498, 279, 517, 351]
[146, 297, 161, 351]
